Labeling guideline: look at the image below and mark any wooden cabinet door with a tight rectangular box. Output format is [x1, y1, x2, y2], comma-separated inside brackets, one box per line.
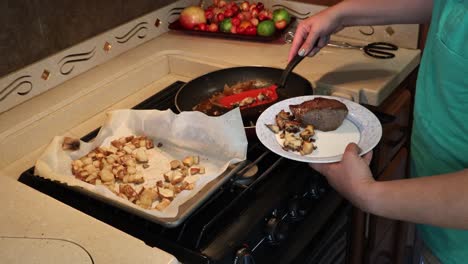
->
[366, 147, 408, 264]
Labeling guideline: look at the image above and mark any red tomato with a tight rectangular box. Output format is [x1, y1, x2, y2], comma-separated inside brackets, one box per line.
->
[231, 5, 239, 14]
[217, 13, 225, 22]
[199, 23, 207, 31]
[224, 8, 233, 17]
[230, 25, 238, 34]
[250, 7, 259, 18]
[205, 10, 214, 20]
[240, 1, 250, 11]
[218, 0, 227, 8]
[257, 2, 265, 11]
[231, 17, 241, 26]
[245, 25, 257, 35]
[208, 23, 219, 32]
[242, 11, 252, 20]
[250, 18, 259, 26]
[237, 26, 246, 34]
[239, 20, 252, 29]
[258, 10, 268, 21]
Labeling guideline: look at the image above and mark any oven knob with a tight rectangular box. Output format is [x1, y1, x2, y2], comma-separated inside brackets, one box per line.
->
[288, 196, 308, 221]
[265, 217, 289, 245]
[234, 247, 255, 264]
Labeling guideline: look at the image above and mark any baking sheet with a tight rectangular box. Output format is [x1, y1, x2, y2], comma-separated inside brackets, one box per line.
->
[35, 108, 247, 220]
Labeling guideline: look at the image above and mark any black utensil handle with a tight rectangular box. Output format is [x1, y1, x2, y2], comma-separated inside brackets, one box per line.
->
[363, 47, 395, 59]
[367, 42, 398, 50]
[279, 54, 306, 88]
[279, 38, 320, 88]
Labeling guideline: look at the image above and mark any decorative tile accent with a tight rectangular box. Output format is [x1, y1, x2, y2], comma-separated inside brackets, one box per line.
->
[58, 47, 97, 75]
[0, 75, 33, 102]
[115, 22, 149, 44]
[41, 70, 51, 80]
[154, 18, 162, 28]
[0, 0, 195, 114]
[103, 42, 112, 52]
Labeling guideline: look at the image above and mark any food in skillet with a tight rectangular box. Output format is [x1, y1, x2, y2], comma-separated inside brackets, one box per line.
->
[69, 135, 206, 211]
[193, 80, 274, 116]
[266, 98, 349, 155]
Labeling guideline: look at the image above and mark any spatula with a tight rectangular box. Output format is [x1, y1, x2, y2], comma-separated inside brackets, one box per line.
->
[218, 53, 307, 109]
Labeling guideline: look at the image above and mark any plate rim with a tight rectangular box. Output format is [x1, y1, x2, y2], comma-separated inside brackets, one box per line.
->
[255, 95, 383, 163]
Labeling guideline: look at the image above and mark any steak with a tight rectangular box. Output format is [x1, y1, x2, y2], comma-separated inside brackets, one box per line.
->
[289, 98, 348, 131]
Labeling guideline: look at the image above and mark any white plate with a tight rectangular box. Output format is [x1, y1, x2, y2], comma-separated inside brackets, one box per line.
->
[256, 95, 382, 163]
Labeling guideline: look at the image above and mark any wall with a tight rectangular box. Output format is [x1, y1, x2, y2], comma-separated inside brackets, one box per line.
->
[0, 0, 174, 77]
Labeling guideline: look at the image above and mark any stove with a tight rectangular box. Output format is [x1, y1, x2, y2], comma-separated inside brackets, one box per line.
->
[18, 81, 351, 264]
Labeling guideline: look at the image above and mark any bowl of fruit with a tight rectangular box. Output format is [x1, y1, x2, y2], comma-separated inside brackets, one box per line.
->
[169, 0, 295, 42]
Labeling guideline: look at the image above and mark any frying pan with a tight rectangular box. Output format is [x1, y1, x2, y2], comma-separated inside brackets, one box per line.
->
[175, 65, 313, 137]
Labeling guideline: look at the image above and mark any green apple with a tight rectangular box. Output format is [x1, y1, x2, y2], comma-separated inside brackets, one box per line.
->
[272, 8, 291, 24]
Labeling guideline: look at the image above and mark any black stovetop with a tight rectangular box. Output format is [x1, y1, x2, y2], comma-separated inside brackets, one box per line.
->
[19, 81, 349, 264]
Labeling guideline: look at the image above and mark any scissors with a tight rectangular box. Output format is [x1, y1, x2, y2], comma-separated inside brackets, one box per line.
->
[327, 40, 398, 59]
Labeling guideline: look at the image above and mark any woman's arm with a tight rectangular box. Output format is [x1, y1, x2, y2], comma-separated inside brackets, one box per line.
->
[368, 169, 468, 229]
[335, 0, 433, 27]
[311, 143, 468, 229]
[288, 0, 433, 61]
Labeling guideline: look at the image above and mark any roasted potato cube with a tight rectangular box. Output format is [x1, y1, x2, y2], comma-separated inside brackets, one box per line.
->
[163, 171, 173, 182]
[99, 169, 114, 182]
[182, 156, 194, 167]
[171, 170, 184, 185]
[135, 148, 148, 163]
[170, 160, 182, 170]
[155, 198, 171, 211]
[158, 188, 174, 199]
[119, 184, 138, 201]
[300, 140, 315, 156]
[137, 188, 158, 209]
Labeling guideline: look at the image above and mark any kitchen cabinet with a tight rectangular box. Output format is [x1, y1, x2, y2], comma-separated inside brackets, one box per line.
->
[348, 70, 416, 264]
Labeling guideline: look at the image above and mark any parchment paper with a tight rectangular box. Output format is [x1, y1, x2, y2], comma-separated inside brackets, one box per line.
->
[35, 108, 247, 218]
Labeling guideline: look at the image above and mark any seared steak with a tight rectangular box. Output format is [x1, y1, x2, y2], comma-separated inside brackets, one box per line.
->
[289, 98, 348, 131]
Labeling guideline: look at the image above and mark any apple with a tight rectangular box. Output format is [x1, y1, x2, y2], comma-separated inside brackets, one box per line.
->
[179, 6, 207, 30]
[272, 8, 291, 24]
[274, 19, 287, 30]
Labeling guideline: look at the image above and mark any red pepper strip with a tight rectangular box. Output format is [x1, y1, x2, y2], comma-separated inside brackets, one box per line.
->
[218, 84, 279, 109]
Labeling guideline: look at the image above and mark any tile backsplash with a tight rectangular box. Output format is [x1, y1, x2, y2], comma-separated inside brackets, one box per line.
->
[0, 0, 174, 78]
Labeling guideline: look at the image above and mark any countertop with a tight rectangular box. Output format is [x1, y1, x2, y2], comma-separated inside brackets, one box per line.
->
[0, 31, 421, 263]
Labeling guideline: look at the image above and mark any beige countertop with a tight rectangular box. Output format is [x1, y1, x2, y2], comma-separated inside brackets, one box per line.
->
[0, 31, 421, 263]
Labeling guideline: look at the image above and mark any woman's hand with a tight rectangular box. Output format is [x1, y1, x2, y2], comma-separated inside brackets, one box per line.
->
[288, 7, 344, 62]
[310, 143, 375, 209]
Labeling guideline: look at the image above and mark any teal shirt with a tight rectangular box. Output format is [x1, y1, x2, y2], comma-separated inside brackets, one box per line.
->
[410, 0, 468, 263]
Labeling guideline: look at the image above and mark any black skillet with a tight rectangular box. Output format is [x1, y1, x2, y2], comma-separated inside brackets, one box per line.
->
[175, 54, 312, 137]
